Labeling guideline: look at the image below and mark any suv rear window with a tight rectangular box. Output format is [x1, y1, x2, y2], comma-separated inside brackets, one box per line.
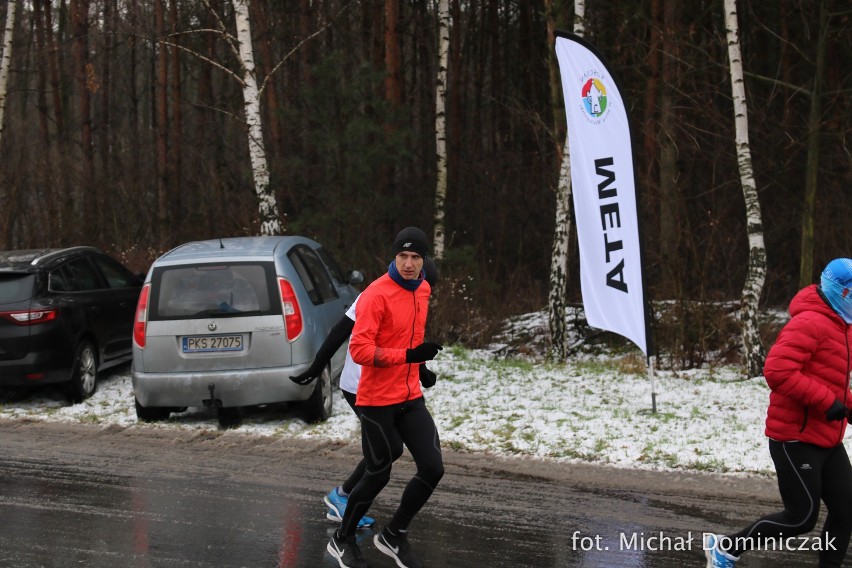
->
[91, 255, 139, 288]
[0, 274, 34, 303]
[149, 263, 277, 319]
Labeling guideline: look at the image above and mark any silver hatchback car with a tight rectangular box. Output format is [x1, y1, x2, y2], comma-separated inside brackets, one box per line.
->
[131, 236, 362, 424]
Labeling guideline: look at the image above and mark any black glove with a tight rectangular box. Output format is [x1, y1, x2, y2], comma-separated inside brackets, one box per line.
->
[420, 365, 437, 389]
[290, 363, 321, 385]
[406, 342, 443, 363]
[825, 399, 847, 422]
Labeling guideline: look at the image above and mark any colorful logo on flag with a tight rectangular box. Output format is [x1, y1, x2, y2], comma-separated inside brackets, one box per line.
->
[581, 78, 608, 118]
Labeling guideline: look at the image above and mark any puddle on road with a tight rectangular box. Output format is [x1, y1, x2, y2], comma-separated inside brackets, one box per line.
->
[0, 458, 819, 567]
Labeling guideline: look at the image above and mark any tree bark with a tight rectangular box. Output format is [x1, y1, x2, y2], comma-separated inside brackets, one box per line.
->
[0, 0, 16, 242]
[797, 0, 828, 289]
[169, 0, 182, 231]
[384, 0, 401, 105]
[155, 0, 169, 247]
[546, 0, 584, 362]
[33, 0, 52, 148]
[658, 0, 679, 298]
[71, 0, 94, 238]
[233, 0, 281, 236]
[0, 0, 17, 148]
[44, 0, 65, 143]
[432, 0, 450, 260]
[724, 0, 767, 378]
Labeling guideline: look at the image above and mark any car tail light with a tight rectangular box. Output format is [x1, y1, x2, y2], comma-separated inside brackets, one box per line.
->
[133, 284, 150, 348]
[0, 309, 59, 325]
[278, 278, 303, 341]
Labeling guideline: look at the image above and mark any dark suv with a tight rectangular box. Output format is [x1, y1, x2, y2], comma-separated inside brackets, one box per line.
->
[0, 247, 142, 402]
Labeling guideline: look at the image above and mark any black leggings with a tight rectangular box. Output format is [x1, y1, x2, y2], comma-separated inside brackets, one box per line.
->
[725, 440, 852, 567]
[338, 396, 444, 539]
[340, 391, 368, 494]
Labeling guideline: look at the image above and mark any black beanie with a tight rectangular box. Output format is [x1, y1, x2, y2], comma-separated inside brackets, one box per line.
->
[391, 227, 429, 258]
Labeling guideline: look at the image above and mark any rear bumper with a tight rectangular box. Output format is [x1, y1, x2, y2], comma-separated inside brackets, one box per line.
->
[0, 350, 73, 386]
[132, 364, 316, 408]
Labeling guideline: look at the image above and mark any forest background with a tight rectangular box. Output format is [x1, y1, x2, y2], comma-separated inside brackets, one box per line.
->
[0, 1, 849, 369]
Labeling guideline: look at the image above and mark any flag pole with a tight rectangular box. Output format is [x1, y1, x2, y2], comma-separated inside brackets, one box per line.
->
[554, 31, 657, 413]
[648, 355, 657, 414]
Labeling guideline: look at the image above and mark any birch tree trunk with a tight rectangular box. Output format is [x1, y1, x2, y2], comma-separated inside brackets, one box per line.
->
[724, 0, 766, 378]
[233, 0, 281, 236]
[546, 0, 584, 362]
[0, 0, 16, 147]
[0, 0, 15, 241]
[432, 0, 450, 260]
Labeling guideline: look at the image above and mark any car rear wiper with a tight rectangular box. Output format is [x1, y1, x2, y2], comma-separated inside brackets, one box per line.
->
[189, 304, 241, 317]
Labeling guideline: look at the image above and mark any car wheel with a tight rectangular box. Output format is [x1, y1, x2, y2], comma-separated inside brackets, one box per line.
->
[65, 340, 98, 403]
[135, 398, 172, 422]
[302, 365, 333, 423]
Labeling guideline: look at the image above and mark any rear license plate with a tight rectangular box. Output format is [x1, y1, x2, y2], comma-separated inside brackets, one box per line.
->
[182, 334, 244, 353]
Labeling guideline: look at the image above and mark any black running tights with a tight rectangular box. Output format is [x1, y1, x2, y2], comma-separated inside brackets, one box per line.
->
[725, 440, 852, 567]
[340, 390, 367, 494]
[338, 396, 444, 539]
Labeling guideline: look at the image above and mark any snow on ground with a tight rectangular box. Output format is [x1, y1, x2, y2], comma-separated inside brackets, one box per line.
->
[0, 310, 832, 478]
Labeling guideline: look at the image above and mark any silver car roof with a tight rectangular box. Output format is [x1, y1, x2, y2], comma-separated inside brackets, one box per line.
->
[151, 236, 320, 266]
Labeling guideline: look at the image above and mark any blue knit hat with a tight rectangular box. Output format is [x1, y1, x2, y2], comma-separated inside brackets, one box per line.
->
[820, 258, 852, 323]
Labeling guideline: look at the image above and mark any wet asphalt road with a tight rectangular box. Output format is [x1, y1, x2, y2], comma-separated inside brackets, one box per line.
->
[0, 420, 826, 568]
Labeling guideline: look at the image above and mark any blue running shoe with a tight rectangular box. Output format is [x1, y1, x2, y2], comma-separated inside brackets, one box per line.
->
[704, 533, 738, 568]
[324, 488, 375, 528]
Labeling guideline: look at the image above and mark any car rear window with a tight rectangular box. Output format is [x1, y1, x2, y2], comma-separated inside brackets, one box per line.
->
[288, 245, 339, 305]
[150, 263, 277, 319]
[62, 258, 105, 291]
[316, 247, 347, 286]
[0, 273, 34, 303]
[91, 255, 139, 288]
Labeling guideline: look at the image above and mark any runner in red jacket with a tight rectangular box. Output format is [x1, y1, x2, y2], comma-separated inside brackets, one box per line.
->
[705, 258, 852, 568]
[327, 227, 443, 568]
[347, 267, 431, 406]
[764, 284, 851, 447]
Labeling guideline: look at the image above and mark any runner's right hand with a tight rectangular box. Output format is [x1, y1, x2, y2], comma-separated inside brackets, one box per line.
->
[290, 364, 320, 385]
[826, 399, 846, 421]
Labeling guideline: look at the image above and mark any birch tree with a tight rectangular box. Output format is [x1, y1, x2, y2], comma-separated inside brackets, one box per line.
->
[546, 0, 584, 362]
[432, 0, 450, 260]
[724, 0, 766, 377]
[233, 0, 281, 236]
[0, 0, 15, 240]
[0, 0, 15, 147]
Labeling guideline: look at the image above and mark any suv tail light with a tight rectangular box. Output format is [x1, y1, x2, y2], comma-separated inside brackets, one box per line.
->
[277, 278, 303, 341]
[0, 309, 59, 325]
[133, 284, 150, 348]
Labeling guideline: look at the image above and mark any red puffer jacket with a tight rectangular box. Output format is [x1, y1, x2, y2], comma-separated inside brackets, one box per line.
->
[764, 285, 852, 447]
[349, 273, 430, 406]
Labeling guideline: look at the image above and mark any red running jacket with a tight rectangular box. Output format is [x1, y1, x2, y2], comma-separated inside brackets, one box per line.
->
[348, 273, 431, 406]
[764, 284, 852, 447]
